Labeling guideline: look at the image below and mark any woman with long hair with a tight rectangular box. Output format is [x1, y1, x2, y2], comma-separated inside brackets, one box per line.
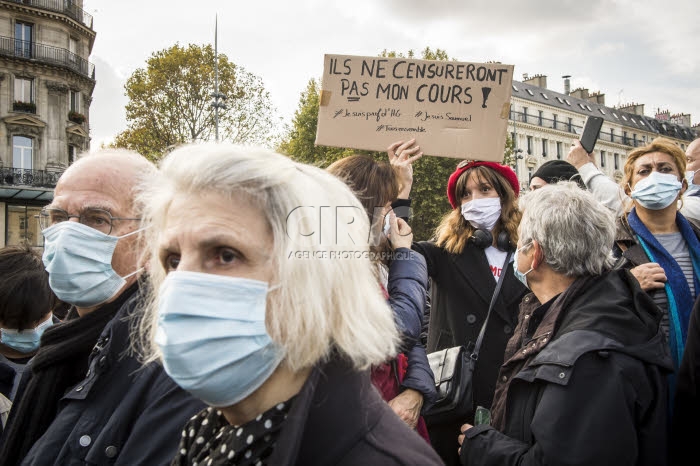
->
[613, 137, 700, 376]
[327, 149, 436, 442]
[410, 155, 528, 466]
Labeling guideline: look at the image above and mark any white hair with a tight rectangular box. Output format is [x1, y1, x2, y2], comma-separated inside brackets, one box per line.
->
[135, 143, 399, 371]
[518, 181, 616, 276]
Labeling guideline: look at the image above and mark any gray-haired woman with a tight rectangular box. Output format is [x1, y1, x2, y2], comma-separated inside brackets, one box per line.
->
[137, 143, 443, 466]
[458, 182, 672, 466]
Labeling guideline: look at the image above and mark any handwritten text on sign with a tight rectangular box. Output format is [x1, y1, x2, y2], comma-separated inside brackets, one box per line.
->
[315, 54, 514, 161]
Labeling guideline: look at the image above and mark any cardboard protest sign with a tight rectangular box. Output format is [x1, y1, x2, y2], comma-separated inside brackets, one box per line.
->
[315, 54, 514, 162]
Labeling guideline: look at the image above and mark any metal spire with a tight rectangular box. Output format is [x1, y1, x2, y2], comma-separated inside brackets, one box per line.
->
[211, 14, 226, 142]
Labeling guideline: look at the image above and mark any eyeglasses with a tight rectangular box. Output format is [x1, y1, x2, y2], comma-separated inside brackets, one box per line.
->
[38, 207, 140, 235]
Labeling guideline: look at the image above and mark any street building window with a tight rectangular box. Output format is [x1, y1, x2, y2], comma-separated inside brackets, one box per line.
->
[527, 136, 533, 155]
[13, 136, 33, 170]
[14, 77, 34, 103]
[541, 93, 549, 100]
[538, 110, 543, 126]
[6, 205, 43, 248]
[69, 37, 78, 54]
[614, 153, 620, 170]
[526, 89, 534, 96]
[542, 139, 548, 157]
[556, 141, 562, 159]
[68, 145, 78, 164]
[14, 21, 33, 58]
[523, 107, 528, 123]
[600, 151, 606, 168]
[70, 90, 81, 112]
[599, 108, 606, 115]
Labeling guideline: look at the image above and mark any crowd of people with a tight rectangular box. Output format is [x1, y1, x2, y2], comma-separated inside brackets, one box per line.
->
[0, 134, 698, 465]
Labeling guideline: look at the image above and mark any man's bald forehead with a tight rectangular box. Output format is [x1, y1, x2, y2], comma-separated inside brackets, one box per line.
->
[55, 149, 155, 215]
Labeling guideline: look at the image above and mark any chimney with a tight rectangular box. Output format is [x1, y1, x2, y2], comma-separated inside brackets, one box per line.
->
[671, 113, 692, 127]
[655, 109, 671, 121]
[618, 103, 645, 116]
[562, 75, 571, 95]
[570, 87, 589, 100]
[522, 73, 529, 81]
[523, 74, 547, 89]
[588, 91, 605, 105]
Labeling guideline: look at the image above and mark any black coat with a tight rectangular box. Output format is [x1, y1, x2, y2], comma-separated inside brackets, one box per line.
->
[20, 291, 205, 465]
[266, 357, 444, 465]
[460, 269, 672, 466]
[412, 241, 527, 466]
[413, 241, 527, 411]
[672, 295, 700, 465]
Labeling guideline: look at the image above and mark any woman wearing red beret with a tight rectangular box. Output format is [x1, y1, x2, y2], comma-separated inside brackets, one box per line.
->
[408, 154, 528, 466]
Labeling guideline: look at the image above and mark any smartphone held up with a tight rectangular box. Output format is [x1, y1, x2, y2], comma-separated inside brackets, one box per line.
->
[579, 116, 604, 154]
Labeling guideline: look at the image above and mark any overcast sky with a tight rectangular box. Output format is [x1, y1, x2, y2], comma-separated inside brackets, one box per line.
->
[86, 0, 699, 148]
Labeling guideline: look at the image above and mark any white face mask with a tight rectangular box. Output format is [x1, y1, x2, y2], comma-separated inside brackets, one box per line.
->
[383, 213, 391, 237]
[461, 197, 502, 231]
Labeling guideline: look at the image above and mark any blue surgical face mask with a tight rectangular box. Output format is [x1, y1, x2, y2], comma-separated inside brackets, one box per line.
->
[42, 221, 143, 308]
[513, 242, 533, 289]
[685, 171, 700, 196]
[630, 171, 682, 210]
[155, 271, 284, 407]
[1, 315, 54, 353]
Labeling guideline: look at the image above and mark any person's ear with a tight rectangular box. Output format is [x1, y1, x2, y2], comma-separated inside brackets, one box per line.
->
[531, 241, 544, 270]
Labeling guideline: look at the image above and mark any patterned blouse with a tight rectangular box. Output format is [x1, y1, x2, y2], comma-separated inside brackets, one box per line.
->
[172, 398, 293, 466]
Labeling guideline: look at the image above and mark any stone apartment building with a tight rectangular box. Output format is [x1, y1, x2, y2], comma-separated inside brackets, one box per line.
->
[509, 74, 698, 191]
[0, 0, 94, 248]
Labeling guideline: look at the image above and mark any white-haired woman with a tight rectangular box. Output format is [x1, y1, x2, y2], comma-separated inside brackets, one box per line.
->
[137, 144, 443, 466]
[458, 182, 672, 466]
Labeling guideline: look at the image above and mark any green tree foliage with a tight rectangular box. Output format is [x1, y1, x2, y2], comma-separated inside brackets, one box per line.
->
[112, 43, 276, 160]
[278, 47, 512, 241]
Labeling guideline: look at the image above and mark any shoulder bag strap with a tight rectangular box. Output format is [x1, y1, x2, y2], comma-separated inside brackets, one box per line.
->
[470, 251, 513, 361]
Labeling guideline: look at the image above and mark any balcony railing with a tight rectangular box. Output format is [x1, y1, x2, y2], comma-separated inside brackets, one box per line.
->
[1, 168, 62, 188]
[509, 110, 648, 148]
[0, 36, 95, 79]
[4, 0, 93, 29]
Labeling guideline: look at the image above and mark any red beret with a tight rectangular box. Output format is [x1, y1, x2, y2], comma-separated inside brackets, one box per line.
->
[447, 160, 520, 209]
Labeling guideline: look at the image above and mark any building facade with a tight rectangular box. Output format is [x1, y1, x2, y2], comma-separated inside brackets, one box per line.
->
[508, 74, 697, 191]
[0, 0, 94, 249]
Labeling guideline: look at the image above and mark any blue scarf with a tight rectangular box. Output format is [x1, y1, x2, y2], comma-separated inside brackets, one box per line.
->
[627, 208, 700, 369]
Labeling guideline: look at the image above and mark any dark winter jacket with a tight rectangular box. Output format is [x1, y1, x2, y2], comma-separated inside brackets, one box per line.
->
[459, 269, 672, 466]
[388, 247, 436, 406]
[412, 241, 527, 466]
[412, 241, 527, 412]
[672, 295, 700, 465]
[263, 356, 444, 465]
[19, 289, 205, 465]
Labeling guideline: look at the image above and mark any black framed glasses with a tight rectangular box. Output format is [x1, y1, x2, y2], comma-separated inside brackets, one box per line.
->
[38, 207, 140, 235]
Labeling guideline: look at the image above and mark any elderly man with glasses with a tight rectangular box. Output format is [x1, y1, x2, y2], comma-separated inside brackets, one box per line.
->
[0, 149, 204, 466]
